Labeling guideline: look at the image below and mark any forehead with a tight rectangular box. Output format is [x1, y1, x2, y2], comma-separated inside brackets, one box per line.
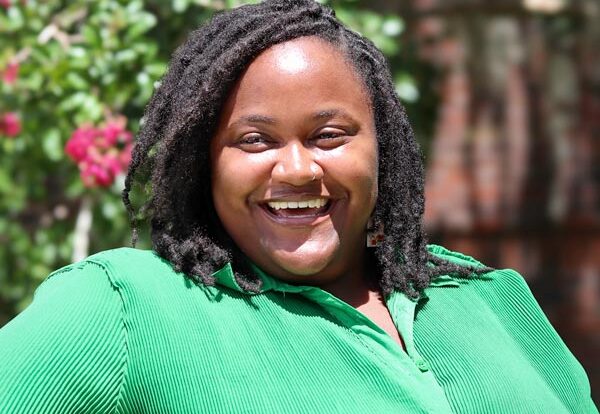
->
[222, 36, 371, 117]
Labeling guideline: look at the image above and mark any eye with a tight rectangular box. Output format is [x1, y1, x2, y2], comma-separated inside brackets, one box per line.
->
[317, 132, 342, 139]
[236, 133, 272, 152]
[313, 129, 347, 149]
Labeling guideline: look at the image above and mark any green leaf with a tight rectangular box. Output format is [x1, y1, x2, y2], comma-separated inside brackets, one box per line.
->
[173, 0, 190, 13]
[42, 129, 64, 162]
[58, 91, 89, 112]
[67, 47, 87, 59]
[382, 17, 404, 37]
[65, 72, 89, 90]
[82, 25, 101, 47]
[395, 74, 419, 103]
[5, 7, 24, 31]
[115, 49, 137, 63]
[127, 12, 158, 38]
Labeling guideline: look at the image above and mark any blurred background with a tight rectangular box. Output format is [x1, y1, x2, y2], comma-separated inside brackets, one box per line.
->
[1, 0, 598, 403]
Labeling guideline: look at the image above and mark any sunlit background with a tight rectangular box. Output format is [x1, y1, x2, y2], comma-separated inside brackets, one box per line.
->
[1, 0, 598, 403]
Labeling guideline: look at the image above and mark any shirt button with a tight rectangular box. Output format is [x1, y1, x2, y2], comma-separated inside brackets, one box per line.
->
[416, 360, 430, 372]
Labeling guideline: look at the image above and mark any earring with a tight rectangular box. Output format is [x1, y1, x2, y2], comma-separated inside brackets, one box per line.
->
[366, 217, 384, 247]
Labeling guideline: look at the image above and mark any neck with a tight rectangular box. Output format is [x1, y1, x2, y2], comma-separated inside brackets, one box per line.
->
[319, 249, 380, 307]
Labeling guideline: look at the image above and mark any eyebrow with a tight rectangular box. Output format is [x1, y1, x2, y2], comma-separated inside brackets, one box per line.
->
[235, 114, 277, 126]
[311, 109, 356, 122]
[231, 109, 357, 128]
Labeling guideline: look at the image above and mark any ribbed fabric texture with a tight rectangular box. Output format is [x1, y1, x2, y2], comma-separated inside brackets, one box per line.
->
[0, 246, 597, 413]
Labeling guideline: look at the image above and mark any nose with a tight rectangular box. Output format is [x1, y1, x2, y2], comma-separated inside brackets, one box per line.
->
[271, 141, 323, 186]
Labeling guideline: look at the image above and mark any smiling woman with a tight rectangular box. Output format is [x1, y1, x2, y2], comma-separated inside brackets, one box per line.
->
[0, 0, 597, 413]
[211, 38, 378, 289]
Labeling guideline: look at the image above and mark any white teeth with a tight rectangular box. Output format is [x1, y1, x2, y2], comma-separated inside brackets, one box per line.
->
[267, 198, 328, 210]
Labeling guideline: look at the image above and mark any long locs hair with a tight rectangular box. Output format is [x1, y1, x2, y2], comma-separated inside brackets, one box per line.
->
[122, 0, 489, 298]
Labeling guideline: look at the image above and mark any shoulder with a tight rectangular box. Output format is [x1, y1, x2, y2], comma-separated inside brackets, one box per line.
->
[57, 247, 181, 287]
[22, 248, 161, 325]
[69, 248, 220, 321]
[38, 247, 188, 306]
[424, 244, 550, 327]
[424, 245, 564, 358]
[420, 247, 595, 411]
[427, 243, 485, 267]
[1, 253, 132, 412]
[426, 244, 528, 291]
[83, 247, 174, 281]
[85, 246, 170, 274]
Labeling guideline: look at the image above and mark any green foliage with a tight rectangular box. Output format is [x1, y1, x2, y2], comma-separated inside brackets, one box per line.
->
[0, 0, 418, 323]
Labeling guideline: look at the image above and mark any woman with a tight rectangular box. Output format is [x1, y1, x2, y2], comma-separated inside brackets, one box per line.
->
[0, 1, 596, 412]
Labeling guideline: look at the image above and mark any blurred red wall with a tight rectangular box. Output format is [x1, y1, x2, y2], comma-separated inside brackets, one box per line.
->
[402, 0, 600, 403]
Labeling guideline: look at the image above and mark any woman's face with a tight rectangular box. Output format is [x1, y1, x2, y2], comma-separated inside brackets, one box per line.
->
[210, 37, 378, 286]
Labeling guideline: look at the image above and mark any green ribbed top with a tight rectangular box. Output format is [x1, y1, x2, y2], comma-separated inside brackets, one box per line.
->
[0, 245, 596, 413]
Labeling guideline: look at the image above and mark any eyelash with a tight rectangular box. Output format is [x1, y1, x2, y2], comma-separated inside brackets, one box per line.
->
[239, 134, 267, 145]
[315, 131, 343, 140]
[236, 129, 348, 151]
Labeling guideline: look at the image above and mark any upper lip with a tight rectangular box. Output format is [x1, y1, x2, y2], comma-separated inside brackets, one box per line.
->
[257, 191, 333, 204]
[260, 196, 330, 203]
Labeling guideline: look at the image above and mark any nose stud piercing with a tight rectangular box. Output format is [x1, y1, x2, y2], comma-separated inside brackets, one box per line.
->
[310, 165, 318, 181]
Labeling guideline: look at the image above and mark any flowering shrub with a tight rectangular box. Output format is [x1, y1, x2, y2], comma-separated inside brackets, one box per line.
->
[0, 112, 21, 137]
[65, 120, 133, 188]
[1, 56, 21, 139]
[1, 62, 18, 85]
[0, 0, 408, 323]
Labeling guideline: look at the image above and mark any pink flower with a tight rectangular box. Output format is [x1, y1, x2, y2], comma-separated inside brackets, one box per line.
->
[102, 152, 123, 176]
[102, 120, 133, 146]
[102, 122, 122, 146]
[0, 112, 21, 137]
[80, 161, 113, 188]
[65, 125, 97, 162]
[0, 0, 11, 9]
[66, 118, 134, 188]
[2, 62, 18, 85]
[119, 143, 133, 167]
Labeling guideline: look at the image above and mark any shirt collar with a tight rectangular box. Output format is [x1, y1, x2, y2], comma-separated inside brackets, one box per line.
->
[211, 262, 244, 292]
[428, 274, 461, 288]
[210, 261, 319, 295]
[210, 259, 462, 295]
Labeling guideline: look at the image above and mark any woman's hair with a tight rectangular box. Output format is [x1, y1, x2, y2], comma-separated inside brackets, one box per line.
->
[123, 0, 489, 298]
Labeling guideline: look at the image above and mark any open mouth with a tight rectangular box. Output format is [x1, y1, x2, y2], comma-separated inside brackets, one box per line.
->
[262, 198, 333, 220]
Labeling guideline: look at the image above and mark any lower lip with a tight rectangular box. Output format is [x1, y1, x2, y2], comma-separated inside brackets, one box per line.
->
[258, 201, 336, 227]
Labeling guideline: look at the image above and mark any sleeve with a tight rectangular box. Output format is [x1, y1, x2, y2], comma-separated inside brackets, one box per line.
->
[0, 260, 127, 414]
[494, 268, 599, 414]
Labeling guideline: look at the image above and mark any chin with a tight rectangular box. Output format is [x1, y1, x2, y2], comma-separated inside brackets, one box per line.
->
[269, 240, 340, 282]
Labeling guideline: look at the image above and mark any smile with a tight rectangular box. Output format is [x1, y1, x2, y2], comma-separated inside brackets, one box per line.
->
[267, 198, 328, 210]
[260, 198, 334, 224]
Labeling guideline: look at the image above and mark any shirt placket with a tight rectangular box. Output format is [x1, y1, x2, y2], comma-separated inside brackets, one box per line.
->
[385, 291, 431, 371]
[228, 263, 454, 412]
[291, 286, 454, 414]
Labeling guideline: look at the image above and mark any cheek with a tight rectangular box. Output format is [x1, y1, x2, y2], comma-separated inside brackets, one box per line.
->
[211, 149, 268, 209]
[352, 140, 379, 214]
[364, 137, 379, 198]
[359, 157, 379, 212]
[211, 150, 242, 209]
[368, 148, 379, 201]
[335, 138, 378, 198]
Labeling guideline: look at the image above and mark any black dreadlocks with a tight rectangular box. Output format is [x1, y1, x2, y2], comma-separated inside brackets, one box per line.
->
[122, 0, 490, 298]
